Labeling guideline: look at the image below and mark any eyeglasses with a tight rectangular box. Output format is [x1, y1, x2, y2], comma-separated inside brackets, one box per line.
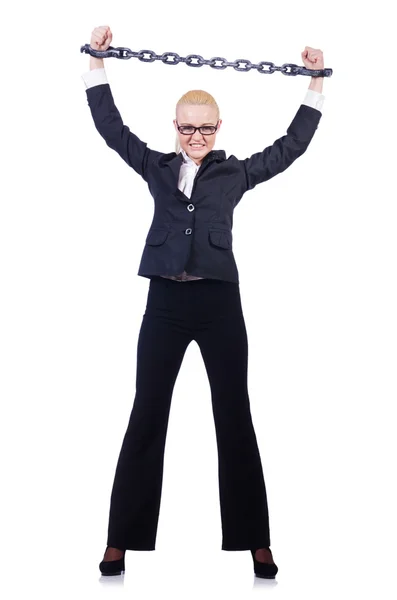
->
[177, 121, 219, 135]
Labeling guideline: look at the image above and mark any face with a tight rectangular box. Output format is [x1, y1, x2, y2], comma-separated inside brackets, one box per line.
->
[174, 104, 222, 165]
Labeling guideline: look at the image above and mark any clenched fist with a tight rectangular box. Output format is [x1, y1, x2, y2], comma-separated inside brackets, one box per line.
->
[90, 26, 113, 52]
[301, 46, 324, 70]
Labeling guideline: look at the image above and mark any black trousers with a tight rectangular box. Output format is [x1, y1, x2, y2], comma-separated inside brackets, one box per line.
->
[106, 276, 271, 551]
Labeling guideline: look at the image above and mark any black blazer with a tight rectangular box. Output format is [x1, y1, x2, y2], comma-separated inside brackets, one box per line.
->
[85, 83, 322, 283]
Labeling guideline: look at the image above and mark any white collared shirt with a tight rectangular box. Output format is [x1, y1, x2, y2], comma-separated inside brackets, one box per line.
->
[178, 148, 201, 197]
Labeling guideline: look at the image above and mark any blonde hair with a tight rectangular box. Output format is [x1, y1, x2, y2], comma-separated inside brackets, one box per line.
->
[175, 90, 220, 154]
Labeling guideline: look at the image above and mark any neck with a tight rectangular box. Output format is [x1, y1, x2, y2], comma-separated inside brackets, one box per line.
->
[181, 148, 210, 166]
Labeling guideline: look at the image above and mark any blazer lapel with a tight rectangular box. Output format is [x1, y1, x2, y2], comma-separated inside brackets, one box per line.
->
[163, 150, 227, 203]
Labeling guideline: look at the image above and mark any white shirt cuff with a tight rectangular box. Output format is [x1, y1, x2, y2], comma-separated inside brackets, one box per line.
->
[81, 68, 109, 89]
[302, 89, 325, 112]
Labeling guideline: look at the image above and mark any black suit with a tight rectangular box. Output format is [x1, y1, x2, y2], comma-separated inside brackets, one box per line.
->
[85, 82, 323, 551]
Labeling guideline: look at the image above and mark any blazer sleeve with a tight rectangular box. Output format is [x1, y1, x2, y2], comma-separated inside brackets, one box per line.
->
[239, 104, 322, 192]
[85, 83, 163, 182]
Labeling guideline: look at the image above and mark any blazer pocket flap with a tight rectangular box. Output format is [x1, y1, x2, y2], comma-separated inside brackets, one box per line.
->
[146, 229, 169, 246]
[209, 229, 232, 249]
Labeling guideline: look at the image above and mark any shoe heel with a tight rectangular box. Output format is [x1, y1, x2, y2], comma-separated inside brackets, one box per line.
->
[250, 548, 278, 579]
[99, 553, 125, 576]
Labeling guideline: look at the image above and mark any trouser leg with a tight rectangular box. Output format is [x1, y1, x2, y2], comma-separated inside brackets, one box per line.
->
[106, 285, 192, 550]
[194, 285, 271, 550]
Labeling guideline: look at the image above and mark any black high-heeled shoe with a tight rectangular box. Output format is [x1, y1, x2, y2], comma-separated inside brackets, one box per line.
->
[250, 547, 278, 579]
[99, 547, 126, 576]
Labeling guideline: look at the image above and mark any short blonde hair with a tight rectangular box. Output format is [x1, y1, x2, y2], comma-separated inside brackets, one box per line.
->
[175, 89, 220, 154]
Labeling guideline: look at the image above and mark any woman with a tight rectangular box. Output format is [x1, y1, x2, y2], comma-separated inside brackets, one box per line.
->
[82, 25, 325, 579]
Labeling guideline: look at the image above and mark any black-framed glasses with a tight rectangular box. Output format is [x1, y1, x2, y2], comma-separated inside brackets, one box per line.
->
[177, 121, 219, 135]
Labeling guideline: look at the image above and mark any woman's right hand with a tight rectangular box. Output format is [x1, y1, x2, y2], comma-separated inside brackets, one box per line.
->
[90, 26, 113, 52]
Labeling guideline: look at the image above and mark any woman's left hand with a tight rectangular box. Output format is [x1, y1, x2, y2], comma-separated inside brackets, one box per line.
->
[301, 46, 324, 70]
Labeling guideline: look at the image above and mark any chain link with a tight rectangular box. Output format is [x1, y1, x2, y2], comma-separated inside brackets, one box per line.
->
[80, 44, 333, 77]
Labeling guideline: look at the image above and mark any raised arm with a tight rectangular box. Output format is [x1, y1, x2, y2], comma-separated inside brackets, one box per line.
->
[82, 26, 162, 182]
[240, 102, 322, 192]
[240, 47, 326, 192]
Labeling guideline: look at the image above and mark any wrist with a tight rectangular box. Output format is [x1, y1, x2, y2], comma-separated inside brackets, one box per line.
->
[90, 56, 104, 70]
[309, 76, 324, 94]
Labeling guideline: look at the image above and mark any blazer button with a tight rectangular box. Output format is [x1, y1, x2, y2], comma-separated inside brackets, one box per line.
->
[187, 204, 195, 212]
[185, 228, 192, 235]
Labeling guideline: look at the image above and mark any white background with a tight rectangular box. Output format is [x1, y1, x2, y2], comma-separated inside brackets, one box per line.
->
[1, 0, 396, 598]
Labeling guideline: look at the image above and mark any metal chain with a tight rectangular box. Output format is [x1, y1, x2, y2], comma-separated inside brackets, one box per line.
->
[80, 44, 333, 77]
